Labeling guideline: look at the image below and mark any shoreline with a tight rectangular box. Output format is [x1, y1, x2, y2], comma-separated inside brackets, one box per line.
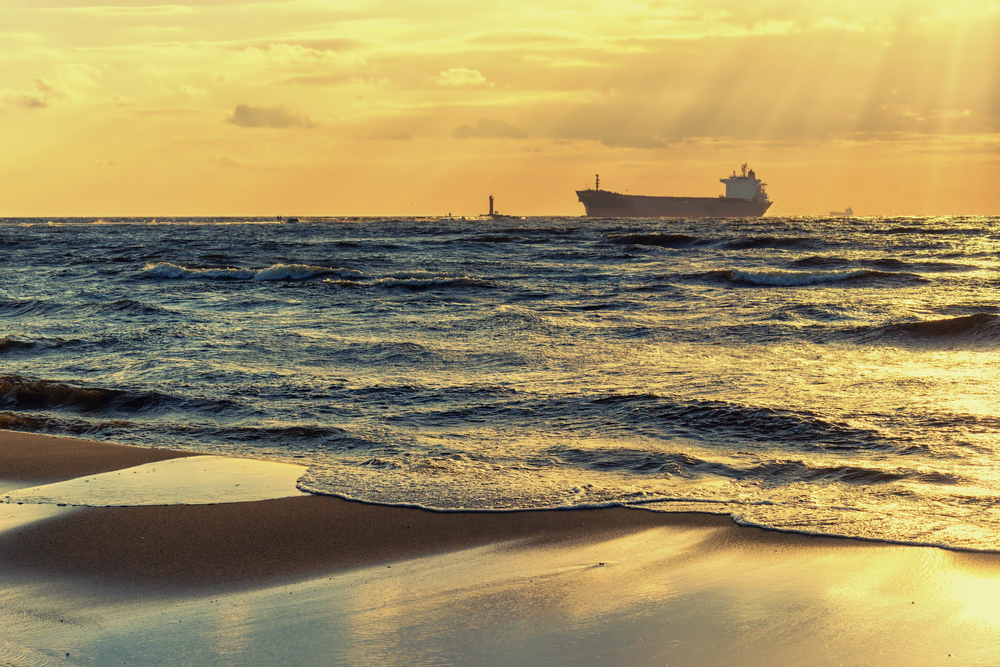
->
[5, 430, 1000, 665]
[0, 429, 742, 591]
[2, 429, 998, 591]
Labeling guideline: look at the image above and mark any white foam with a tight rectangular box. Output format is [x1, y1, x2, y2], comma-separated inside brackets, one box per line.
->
[142, 262, 362, 281]
[253, 263, 340, 281]
[142, 262, 256, 280]
[730, 268, 871, 286]
[1, 456, 308, 507]
[374, 271, 477, 288]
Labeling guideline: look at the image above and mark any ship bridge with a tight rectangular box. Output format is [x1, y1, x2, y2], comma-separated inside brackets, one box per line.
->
[721, 164, 768, 201]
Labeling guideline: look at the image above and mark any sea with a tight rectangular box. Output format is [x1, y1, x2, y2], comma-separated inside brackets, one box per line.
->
[1, 214, 999, 551]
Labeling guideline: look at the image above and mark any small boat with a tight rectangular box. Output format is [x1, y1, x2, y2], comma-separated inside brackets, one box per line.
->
[829, 207, 854, 217]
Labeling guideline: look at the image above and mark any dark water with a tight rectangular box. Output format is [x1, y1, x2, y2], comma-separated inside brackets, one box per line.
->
[2, 215, 999, 550]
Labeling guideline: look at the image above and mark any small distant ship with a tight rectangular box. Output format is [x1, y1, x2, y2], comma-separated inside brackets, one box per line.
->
[829, 207, 854, 217]
[576, 164, 772, 218]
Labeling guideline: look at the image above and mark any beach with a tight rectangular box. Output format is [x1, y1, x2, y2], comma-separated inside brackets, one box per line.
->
[3, 431, 1000, 666]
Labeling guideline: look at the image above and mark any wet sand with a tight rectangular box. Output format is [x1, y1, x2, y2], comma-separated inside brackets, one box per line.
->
[0, 431, 726, 590]
[3, 430, 1000, 666]
[0, 431, 195, 483]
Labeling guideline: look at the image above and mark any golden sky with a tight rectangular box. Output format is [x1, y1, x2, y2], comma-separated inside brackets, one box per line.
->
[2, 0, 998, 216]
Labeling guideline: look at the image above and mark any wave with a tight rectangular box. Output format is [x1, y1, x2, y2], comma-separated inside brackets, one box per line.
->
[373, 272, 494, 290]
[0, 406, 377, 451]
[0, 410, 127, 436]
[872, 226, 972, 236]
[788, 255, 849, 268]
[728, 268, 922, 287]
[868, 258, 973, 273]
[0, 336, 89, 355]
[609, 233, 700, 248]
[0, 298, 63, 316]
[0, 376, 164, 412]
[184, 422, 362, 446]
[548, 444, 953, 487]
[465, 235, 518, 243]
[789, 256, 973, 273]
[724, 236, 814, 250]
[685, 267, 921, 287]
[91, 298, 169, 315]
[0, 375, 238, 416]
[591, 393, 887, 449]
[0, 337, 35, 354]
[142, 262, 363, 281]
[879, 313, 1000, 342]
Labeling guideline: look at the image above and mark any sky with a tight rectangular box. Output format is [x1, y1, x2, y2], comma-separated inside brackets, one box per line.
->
[2, 0, 999, 216]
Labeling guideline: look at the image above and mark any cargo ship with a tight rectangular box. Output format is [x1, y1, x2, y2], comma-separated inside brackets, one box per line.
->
[576, 164, 772, 217]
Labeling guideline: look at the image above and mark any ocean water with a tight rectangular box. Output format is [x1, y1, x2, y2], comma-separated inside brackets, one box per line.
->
[1, 215, 999, 550]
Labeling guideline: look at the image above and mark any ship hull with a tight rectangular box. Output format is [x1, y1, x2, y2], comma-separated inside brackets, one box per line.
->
[576, 190, 772, 218]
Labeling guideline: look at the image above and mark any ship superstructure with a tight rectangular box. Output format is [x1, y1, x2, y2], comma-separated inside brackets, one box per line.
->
[576, 164, 772, 218]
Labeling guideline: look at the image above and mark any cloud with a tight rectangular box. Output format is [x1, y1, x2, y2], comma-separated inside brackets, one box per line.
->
[239, 44, 365, 69]
[226, 104, 314, 129]
[434, 68, 487, 87]
[209, 156, 244, 169]
[2, 78, 61, 109]
[452, 118, 527, 139]
[207, 155, 282, 171]
[5, 92, 47, 109]
[178, 85, 207, 98]
[2, 65, 103, 110]
[162, 85, 207, 98]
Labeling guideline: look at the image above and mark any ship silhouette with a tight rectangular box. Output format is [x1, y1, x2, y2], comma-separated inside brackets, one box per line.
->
[576, 164, 772, 217]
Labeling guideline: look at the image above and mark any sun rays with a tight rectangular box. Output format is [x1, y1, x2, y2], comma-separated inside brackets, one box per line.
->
[0, 0, 997, 215]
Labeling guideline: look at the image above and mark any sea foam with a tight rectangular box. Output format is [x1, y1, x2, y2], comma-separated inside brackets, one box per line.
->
[142, 262, 362, 281]
[730, 268, 875, 286]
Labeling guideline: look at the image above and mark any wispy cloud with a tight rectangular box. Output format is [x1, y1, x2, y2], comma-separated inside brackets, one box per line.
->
[2, 64, 102, 109]
[226, 104, 314, 129]
[3, 79, 50, 109]
[209, 155, 244, 168]
[434, 68, 487, 87]
[453, 118, 526, 139]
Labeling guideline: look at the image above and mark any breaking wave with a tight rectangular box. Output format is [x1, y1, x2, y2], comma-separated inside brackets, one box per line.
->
[788, 256, 972, 273]
[321, 271, 493, 290]
[880, 313, 1000, 343]
[0, 375, 165, 412]
[0, 410, 127, 436]
[375, 272, 493, 290]
[0, 375, 237, 416]
[728, 268, 920, 286]
[142, 262, 363, 281]
[548, 445, 961, 486]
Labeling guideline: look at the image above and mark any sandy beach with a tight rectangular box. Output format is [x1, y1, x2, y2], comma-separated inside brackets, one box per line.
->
[3, 430, 1000, 666]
